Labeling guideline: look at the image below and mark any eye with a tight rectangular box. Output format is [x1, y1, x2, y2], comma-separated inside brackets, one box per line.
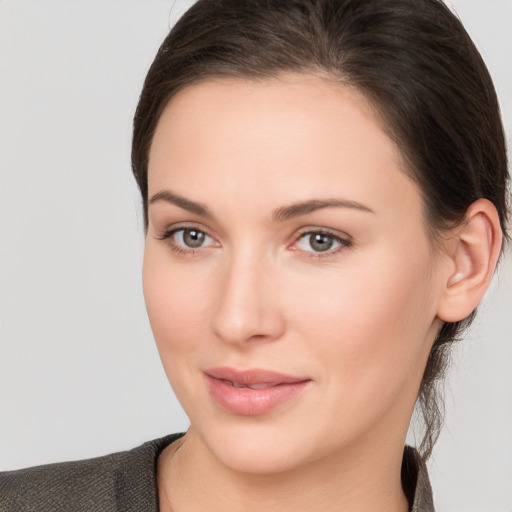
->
[156, 226, 219, 254]
[293, 230, 350, 254]
[172, 229, 213, 249]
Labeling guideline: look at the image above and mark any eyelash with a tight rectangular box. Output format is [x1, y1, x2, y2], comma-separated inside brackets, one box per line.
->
[292, 229, 352, 258]
[155, 226, 352, 258]
[155, 226, 217, 256]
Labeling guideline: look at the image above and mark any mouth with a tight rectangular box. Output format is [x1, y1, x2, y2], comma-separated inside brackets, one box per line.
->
[204, 367, 312, 416]
[220, 380, 281, 389]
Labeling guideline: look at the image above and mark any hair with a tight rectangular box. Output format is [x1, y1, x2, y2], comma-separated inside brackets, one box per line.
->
[132, 0, 510, 460]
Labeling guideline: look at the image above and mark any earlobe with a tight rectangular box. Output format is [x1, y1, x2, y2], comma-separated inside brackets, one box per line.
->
[437, 199, 503, 323]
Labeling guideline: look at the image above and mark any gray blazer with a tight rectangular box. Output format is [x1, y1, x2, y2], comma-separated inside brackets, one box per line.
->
[0, 434, 434, 511]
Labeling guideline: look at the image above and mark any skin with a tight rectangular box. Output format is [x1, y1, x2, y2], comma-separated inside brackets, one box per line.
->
[142, 74, 502, 512]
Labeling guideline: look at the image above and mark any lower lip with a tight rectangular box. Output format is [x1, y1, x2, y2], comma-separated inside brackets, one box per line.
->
[205, 375, 310, 416]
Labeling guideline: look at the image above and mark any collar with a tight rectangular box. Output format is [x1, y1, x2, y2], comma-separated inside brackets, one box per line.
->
[402, 445, 436, 512]
[114, 436, 435, 512]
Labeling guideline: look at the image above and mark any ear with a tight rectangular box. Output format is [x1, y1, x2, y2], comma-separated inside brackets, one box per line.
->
[436, 198, 503, 323]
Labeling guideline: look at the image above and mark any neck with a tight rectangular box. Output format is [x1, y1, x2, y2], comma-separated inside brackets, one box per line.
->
[157, 429, 410, 512]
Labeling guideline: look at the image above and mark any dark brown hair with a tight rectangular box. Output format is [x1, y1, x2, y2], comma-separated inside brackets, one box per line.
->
[132, 0, 510, 459]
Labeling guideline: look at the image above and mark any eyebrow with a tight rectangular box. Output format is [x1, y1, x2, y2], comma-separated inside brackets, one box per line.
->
[148, 190, 374, 221]
[272, 198, 374, 222]
[148, 190, 212, 218]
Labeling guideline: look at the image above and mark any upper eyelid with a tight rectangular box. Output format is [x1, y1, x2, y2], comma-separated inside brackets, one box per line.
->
[156, 223, 216, 240]
[293, 226, 351, 242]
[170, 228, 212, 241]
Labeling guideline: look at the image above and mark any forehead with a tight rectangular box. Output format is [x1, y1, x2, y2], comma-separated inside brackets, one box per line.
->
[147, 74, 420, 223]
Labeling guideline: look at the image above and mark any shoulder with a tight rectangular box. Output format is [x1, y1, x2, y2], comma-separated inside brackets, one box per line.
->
[0, 433, 183, 512]
[0, 450, 121, 511]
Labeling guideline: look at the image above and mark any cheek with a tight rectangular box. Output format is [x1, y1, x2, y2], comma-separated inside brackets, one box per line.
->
[283, 246, 437, 409]
[142, 246, 221, 409]
[142, 245, 213, 359]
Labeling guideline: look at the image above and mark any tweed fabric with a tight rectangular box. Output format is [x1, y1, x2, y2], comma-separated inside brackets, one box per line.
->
[0, 435, 434, 511]
[403, 445, 435, 512]
[0, 434, 180, 512]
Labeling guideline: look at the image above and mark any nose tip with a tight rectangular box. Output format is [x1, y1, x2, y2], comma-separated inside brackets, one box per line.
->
[210, 261, 285, 346]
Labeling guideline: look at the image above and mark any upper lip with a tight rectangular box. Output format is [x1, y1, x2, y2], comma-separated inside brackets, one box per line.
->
[204, 367, 310, 386]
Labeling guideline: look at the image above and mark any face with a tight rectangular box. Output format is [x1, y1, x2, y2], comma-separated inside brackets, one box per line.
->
[143, 75, 444, 474]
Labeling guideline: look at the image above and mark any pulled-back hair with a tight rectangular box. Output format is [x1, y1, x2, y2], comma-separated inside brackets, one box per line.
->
[132, 0, 510, 459]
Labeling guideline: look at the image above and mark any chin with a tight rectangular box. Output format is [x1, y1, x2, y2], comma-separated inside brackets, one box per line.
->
[191, 415, 329, 476]
[211, 430, 305, 474]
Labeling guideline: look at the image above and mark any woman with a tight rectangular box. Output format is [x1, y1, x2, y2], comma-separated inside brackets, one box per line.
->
[1, 0, 509, 511]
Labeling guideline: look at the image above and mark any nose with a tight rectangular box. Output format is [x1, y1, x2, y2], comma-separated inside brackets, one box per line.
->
[210, 251, 286, 346]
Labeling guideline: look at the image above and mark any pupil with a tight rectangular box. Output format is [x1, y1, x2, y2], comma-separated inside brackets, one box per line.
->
[184, 229, 205, 248]
[310, 233, 333, 252]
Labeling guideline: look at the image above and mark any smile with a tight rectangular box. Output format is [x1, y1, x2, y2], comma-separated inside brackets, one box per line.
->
[204, 367, 311, 416]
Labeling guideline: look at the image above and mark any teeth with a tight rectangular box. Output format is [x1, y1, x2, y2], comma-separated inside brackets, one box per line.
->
[224, 380, 275, 389]
[246, 383, 274, 389]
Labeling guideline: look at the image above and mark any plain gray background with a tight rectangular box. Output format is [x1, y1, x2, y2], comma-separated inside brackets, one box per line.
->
[0, 1, 510, 511]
